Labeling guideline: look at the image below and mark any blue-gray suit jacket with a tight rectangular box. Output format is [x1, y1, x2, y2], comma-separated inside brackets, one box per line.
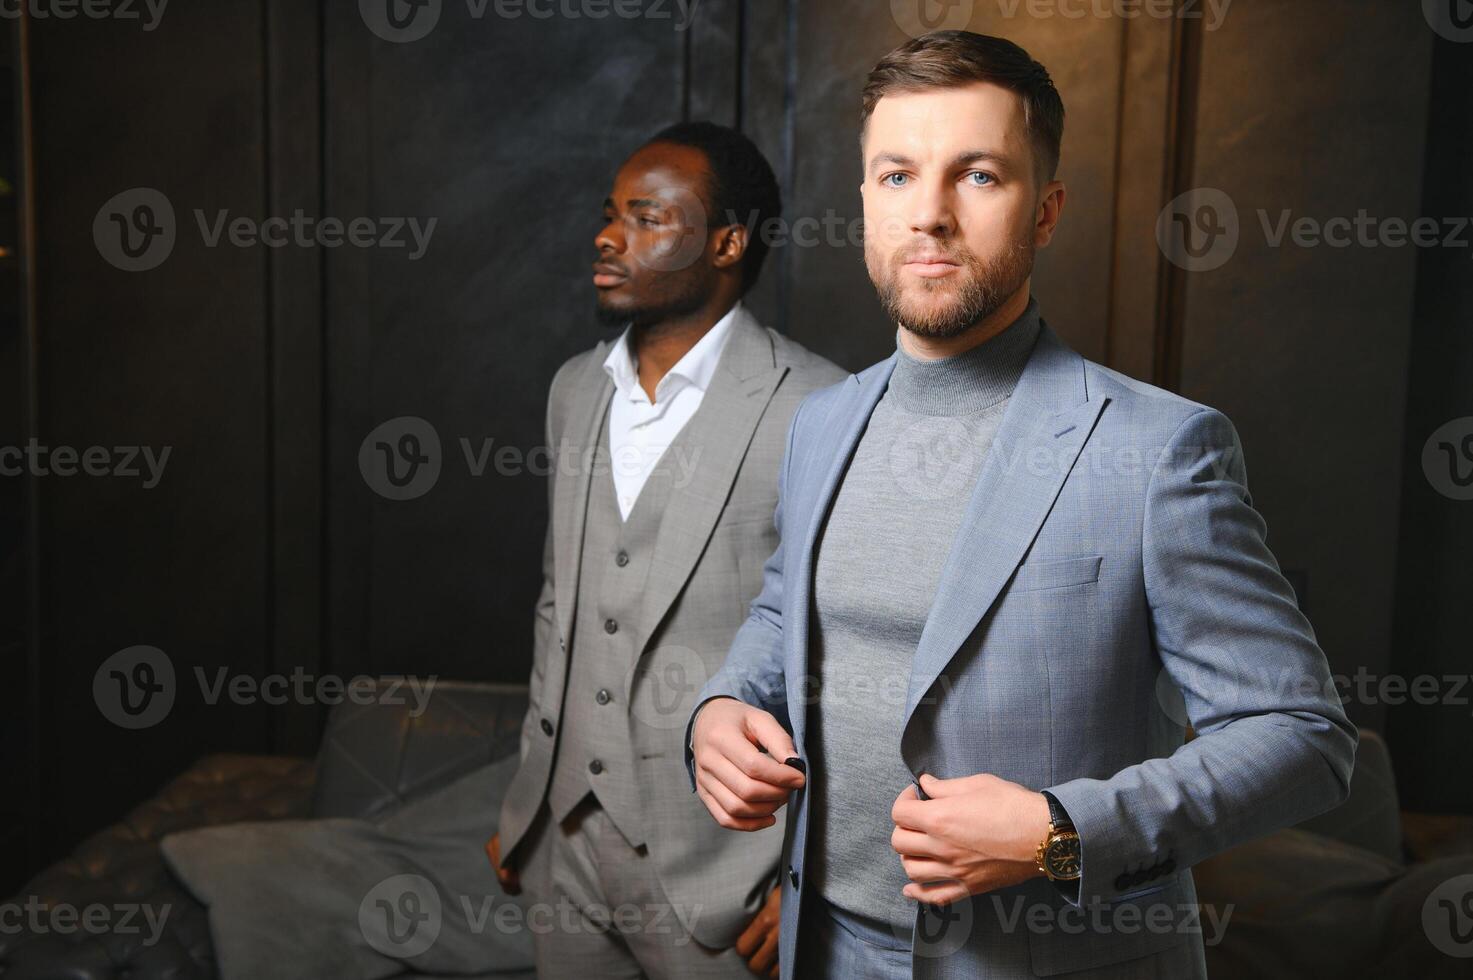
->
[686, 318, 1357, 978]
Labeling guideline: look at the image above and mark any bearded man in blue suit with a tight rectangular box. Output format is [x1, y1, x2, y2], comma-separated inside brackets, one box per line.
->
[686, 30, 1356, 980]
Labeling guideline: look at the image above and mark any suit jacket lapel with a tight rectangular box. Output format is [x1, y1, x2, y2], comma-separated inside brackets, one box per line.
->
[901, 325, 1109, 733]
[634, 308, 787, 659]
[553, 346, 614, 650]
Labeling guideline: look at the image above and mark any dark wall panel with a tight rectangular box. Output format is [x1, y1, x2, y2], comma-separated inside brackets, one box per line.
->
[1177, 0, 1433, 731]
[1389, 33, 1473, 813]
[31, 4, 273, 859]
[324, 4, 692, 686]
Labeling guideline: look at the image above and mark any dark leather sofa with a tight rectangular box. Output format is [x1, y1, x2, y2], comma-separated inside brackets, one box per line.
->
[0, 681, 530, 979]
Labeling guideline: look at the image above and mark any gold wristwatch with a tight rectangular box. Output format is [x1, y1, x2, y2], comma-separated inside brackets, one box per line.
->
[1035, 794, 1082, 882]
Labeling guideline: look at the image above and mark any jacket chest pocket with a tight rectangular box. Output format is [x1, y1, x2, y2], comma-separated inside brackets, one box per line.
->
[1010, 554, 1103, 593]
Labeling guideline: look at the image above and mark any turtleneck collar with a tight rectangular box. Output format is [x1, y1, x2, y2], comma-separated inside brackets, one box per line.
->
[885, 296, 1043, 417]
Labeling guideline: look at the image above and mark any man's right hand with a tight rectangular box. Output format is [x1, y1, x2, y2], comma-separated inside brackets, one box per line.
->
[691, 697, 806, 831]
[485, 832, 520, 895]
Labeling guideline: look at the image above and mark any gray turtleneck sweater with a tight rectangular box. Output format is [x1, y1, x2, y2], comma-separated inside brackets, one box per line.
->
[807, 301, 1042, 934]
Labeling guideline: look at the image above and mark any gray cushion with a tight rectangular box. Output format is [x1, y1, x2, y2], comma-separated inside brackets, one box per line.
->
[1369, 855, 1473, 977]
[162, 755, 534, 980]
[1194, 828, 1403, 980]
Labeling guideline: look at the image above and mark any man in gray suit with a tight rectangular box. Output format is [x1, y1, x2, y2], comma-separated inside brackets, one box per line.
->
[687, 31, 1357, 979]
[490, 121, 844, 979]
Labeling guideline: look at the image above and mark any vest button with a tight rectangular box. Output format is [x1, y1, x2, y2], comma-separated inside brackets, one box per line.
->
[540, 718, 553, 736]
[788, 866, 799, 889]
[596, 688, 611, 705]
[604, 618, 619, 635]
[615, 550, 630, 567]
[589, 759, 604, 775]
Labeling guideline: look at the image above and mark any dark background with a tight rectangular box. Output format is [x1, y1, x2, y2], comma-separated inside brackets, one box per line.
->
[1, 0, 1469, 894]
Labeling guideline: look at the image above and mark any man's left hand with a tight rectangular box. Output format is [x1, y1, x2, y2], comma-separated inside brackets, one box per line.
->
[891, 772, 1051, 905]
[733, 883, 781, 977]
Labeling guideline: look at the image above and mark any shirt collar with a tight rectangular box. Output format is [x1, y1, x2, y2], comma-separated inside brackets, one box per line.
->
[602, 301, 742, 403]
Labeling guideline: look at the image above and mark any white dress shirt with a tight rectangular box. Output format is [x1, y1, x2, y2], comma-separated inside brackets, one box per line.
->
[600, 302, 741, 520]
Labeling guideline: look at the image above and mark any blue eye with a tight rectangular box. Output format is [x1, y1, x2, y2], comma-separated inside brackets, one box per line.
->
[967, 172, 995, 186]
[881, 173, 909, 188]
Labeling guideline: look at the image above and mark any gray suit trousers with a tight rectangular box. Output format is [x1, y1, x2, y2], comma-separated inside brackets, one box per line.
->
[519, 799, 755, 980]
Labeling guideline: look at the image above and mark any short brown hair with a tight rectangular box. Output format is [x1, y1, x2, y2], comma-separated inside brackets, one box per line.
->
[861, 30, 1065, 186]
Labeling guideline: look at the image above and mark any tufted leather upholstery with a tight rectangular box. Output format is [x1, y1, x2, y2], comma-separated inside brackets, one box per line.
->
[0, 681, 529, 980]
[313, 681, 528, 821]
[0, 754, 316, 979]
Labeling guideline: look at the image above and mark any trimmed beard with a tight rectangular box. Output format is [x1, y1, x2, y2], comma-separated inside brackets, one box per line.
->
[868, 234, 1034, 340]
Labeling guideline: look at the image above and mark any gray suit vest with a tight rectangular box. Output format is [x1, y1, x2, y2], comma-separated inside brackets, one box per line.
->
[546, 398, 677, 848]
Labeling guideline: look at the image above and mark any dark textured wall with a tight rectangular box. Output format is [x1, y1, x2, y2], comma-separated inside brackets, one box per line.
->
[321, 3, 689, 701]
[1174, 1, 1433, 737]
[1390, 30, 1473, 815]
[26, 2, 276, 885]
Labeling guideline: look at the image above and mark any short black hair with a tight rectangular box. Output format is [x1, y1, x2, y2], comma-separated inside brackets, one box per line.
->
[643, 121, 782, 294]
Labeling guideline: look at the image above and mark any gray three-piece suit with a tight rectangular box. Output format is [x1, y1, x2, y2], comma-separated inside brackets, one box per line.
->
[499, 305, 844, 977]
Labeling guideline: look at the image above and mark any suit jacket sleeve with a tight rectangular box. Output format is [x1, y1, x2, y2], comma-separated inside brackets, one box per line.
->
[1044, 407, 1357, 906]
[520, 364, 564, 763]
[683, 398, 806, 788]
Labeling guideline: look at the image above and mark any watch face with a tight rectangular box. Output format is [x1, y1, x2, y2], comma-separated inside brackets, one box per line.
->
[1046, 834, 1082, 879]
